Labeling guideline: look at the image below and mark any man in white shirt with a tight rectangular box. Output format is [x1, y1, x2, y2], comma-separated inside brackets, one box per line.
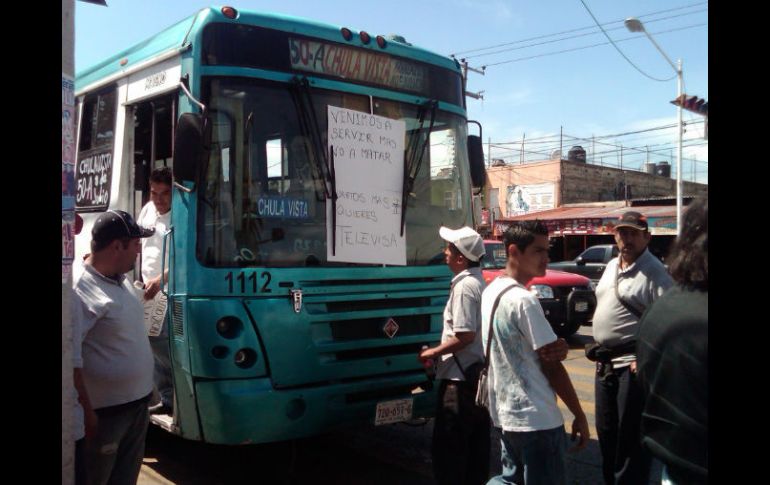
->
[482, 221, 589, 484]
[137, 167, 173, 414]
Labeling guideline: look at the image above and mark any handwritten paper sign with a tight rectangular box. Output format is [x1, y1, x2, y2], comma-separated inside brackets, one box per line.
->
[326, 107, 406, 265]
[76, 149, 113, 210]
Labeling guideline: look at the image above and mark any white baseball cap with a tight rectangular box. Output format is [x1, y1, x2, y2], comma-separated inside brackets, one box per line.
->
[439, 226, 485, 262]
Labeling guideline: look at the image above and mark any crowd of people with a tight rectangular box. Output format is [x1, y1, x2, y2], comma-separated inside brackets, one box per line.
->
[420, 200, 707, 485]
[68, 177, 707, 484]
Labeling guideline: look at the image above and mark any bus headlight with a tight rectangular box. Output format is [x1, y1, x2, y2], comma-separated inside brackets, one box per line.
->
[234, 348, 258, 368]
[530, 285, 554, 299]
[216, 316, 242, 339]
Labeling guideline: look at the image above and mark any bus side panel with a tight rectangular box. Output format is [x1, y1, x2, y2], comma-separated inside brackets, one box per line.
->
[166, 187, 203, 441]
[162, 297, 202, 441]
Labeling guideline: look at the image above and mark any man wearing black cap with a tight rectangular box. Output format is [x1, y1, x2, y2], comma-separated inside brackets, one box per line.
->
[72, 209, 156, 485]
[591, 211, 673, 485]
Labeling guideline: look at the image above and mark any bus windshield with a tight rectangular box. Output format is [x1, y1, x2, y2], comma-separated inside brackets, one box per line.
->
[198, 77, 472, 267]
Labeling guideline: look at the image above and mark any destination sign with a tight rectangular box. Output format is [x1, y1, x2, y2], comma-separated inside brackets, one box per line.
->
[289, 38, 427, 93]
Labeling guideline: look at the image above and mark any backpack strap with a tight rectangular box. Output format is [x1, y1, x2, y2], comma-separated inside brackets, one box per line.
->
[482, 282, 519, 372]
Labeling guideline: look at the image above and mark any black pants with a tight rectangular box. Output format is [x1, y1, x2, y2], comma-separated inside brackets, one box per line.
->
[432, 379, 491, 485]
[75, 438, 87, 485]
[595, 365, 652, 485]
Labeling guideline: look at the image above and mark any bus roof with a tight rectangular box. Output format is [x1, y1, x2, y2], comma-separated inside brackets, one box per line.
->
[76, 6, 461, 91]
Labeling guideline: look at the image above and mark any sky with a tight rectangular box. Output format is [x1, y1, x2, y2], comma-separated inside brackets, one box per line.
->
[75, 0, 708, 184]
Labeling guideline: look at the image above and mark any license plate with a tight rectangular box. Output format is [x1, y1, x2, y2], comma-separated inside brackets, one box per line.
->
[374, 398, 413, 425]
[574, 301, 589, 312]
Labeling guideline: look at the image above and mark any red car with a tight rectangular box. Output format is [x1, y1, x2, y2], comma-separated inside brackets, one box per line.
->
[481, 240, 596, 338]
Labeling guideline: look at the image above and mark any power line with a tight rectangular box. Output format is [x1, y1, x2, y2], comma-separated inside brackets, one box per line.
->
[482, 23, 705, 68]
[463, 9, 707, 60]
[578, 0, 679, 82]
[450, 2, 707, 57]
[491, 120, 703, 146]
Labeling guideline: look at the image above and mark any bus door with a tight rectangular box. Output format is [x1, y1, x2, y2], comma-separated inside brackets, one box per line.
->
[130, 94, 176, 220]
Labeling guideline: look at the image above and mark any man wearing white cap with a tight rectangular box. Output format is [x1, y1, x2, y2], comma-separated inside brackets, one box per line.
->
[418, 226, 489, 485]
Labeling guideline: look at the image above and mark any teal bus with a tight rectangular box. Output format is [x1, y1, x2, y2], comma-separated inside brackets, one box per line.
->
[74, 5, 486, 444]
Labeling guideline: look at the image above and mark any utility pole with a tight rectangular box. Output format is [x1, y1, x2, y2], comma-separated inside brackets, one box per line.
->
[487, 137, 491, 167]
[459, 58, 485, 101]
[559, 126, 563, 161]
[592, 135, 595, 164]
[520, 133, 525, 164]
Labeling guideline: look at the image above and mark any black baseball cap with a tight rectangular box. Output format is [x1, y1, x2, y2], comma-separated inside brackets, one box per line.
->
[615, 211, 648, 231]
[92, 209, 154, 244]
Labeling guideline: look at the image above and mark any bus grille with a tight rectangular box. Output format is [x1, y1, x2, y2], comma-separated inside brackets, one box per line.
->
[334, 343, 425, 361]
[330, 314, 431, 341]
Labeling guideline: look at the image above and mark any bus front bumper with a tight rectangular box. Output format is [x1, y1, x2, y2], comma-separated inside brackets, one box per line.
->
[194, 372, 437, 444]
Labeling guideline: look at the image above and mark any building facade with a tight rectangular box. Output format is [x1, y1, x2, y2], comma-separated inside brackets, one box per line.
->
[483, 158, 708, 220]
[479, 158, 708, 262]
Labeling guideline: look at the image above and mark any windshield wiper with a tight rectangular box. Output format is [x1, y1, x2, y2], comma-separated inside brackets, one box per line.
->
[242, 110, 267, 241]
[289, 76, 333, 200]
[400, 99, 438, 236]
[289, 76, 339, 253]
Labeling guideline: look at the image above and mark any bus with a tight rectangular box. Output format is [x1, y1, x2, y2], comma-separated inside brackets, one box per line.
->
[74, 5, 486, 445]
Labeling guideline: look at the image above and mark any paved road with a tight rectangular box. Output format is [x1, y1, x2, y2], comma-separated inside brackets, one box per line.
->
[138, 325, 660, 484]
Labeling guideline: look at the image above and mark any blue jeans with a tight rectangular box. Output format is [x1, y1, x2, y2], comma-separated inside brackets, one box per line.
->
[86, 394, 150, 485]
[487, 425, 567, 485]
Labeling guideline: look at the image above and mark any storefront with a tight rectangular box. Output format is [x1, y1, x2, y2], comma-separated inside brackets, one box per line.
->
[492, 204, 678, 262]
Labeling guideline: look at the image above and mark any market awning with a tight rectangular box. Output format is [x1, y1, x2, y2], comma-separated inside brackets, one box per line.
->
[493, 204, 679, 236]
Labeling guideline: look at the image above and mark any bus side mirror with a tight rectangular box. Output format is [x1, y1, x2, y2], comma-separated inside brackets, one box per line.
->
[173, 113, 211, 188]
[467, 135, 486, 192]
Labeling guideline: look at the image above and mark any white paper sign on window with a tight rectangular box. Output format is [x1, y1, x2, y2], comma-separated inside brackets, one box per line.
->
[326, 106, 406, 265]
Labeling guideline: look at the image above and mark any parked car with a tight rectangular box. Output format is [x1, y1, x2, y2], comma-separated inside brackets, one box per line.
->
[482, 240, 596, 338]
[548, 244, 619, 283]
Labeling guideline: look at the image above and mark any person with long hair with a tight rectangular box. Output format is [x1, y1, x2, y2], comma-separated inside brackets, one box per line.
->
[636, 198, 708, 484]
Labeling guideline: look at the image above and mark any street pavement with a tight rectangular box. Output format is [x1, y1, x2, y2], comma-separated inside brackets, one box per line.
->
[138, 325, 661, 484]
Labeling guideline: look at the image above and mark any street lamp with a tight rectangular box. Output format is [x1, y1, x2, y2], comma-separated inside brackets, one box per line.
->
[624, 17, 683, 236]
